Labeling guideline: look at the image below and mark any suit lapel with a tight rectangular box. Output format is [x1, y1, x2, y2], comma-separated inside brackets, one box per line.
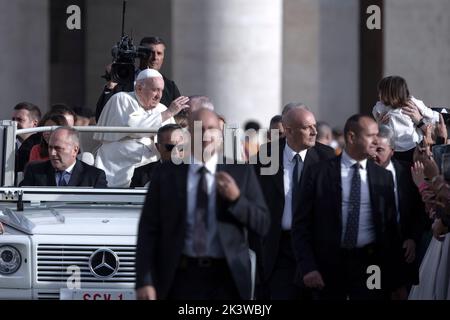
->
[273, 160, 284, 196]
[330, 156, 343, 231]
[216, 163, 226, 175]
[303, 147, 318, 170]
[175, 164, 189, 218]
[300, 147, 319, 187]
[366, 160, 382, 234]
[45, 161, 57, 186]
[272, 139, 285, 196]
[216, 163, 228, 215]
[392, 160, 403, 212]
[67, 160, 82, 187]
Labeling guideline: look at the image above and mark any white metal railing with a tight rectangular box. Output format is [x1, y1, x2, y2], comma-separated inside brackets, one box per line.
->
[2, 122, 162, 187]
[16, 126, 160, 135]
[1, 121, 242, 187]
[0, 187, 147, 204]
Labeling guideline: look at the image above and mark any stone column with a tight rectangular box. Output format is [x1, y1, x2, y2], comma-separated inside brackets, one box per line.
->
[283, 0, 359, 128]
[172, 0, 282, 128]
[384, 0, 450, 107]
[0, 0, 49, 118]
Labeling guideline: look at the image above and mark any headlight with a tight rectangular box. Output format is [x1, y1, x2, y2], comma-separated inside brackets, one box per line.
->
[0, 245, 22, 275]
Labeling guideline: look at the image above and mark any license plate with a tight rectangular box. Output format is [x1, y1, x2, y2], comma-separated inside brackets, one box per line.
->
[60, 288, 135, 300]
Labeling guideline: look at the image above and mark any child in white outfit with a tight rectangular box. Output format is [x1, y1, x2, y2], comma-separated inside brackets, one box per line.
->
[372, 76, 439, 162]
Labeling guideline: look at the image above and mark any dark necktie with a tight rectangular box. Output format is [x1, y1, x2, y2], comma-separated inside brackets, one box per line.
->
[342, 163, 361, 249]
[291, 154, 303, 213]
[193, 166, 208, 256]
[58, 171, 68, 186]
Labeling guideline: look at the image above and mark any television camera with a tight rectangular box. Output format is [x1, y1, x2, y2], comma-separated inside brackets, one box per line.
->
[107, 1, 152, 91]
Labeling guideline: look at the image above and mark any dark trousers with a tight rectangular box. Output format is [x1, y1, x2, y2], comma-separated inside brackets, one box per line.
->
[168, 256, 240, 300]
[318, 244, 387, 300]
[267, 231, 306, 300]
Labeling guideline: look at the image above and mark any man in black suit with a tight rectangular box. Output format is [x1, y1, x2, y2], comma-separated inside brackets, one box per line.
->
[136, 108, 270, 300]
[130, 124, 184, 187]
[292, 114, 402, 300]
[13, 102, 42, 173]
[20, 127, 107, 188]
[254, 106, 335, 299]
[374, 125, 425, 299]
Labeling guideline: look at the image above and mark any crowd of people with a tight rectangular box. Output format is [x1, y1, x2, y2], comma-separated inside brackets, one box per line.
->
[8, 35, 450, 300]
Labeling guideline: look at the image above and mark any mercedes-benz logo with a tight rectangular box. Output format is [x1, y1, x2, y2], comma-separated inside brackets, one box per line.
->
[88, 248, 119, 279]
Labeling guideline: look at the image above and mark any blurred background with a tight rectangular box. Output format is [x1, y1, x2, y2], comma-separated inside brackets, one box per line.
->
[0, 0, 449, 129]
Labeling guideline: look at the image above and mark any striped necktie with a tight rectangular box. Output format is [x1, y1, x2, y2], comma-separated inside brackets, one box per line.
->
[57, 171, 68, 186]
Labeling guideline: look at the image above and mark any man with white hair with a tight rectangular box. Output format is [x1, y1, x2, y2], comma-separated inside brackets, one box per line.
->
[94, 68, 189, 187]
[187, 95, 214, 113]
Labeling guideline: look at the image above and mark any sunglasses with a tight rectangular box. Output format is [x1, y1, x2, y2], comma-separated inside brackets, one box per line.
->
[163, 144, 183, 152]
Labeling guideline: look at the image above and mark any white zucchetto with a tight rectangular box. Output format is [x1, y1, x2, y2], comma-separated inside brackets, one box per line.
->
[136, 68, 163, 81]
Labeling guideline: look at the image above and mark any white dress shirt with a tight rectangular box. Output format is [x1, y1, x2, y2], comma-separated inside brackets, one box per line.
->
[372, 96, 439, 152]
[340, 151, 376, 247]
[281, 143, 308, 230]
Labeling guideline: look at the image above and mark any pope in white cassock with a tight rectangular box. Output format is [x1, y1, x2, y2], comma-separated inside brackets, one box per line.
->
[94, 68, 189, 187]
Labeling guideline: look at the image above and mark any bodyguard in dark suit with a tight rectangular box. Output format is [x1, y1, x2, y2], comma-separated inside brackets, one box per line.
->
[136, 108, 270, 300]
[20, 127, 107, 188]
[130, 162, 160, 188]
[292, 115, 403, 300]
[130, 124, 184, 188]
[254, 107, 335, 299]
[374, 125, 425, 299]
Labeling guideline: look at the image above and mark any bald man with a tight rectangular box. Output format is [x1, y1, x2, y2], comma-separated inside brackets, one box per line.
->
[292, 114, 403, 300]
[94, 69, 190, 187]
[136, 108, 270, 300]
[253, 106, 335, 299]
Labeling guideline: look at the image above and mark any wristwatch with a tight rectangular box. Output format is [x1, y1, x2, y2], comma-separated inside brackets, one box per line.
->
[416, 118, 425, 128]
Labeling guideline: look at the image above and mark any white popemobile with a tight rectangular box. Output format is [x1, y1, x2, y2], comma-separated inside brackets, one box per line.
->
[0, 120, 244, 300]
[0, 121, 154, 300]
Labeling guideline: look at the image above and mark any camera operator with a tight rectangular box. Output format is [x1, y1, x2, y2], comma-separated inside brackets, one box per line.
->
[94, 68, 189, 188]
[95, 36, 181, 121]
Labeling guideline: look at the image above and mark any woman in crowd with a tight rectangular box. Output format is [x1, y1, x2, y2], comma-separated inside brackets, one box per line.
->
[409, 146, 450, 299]
[28, 113, 69, 162]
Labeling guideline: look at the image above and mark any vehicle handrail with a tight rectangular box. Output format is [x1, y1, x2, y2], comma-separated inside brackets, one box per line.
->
[0, 187, 147, 204]
[0, 120, 242, 187]
[16, 126, 160, 135]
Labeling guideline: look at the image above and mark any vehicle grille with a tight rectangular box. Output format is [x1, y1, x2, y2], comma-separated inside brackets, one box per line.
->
[37, 244, 135, 283]
[36, 290, 60, 300]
